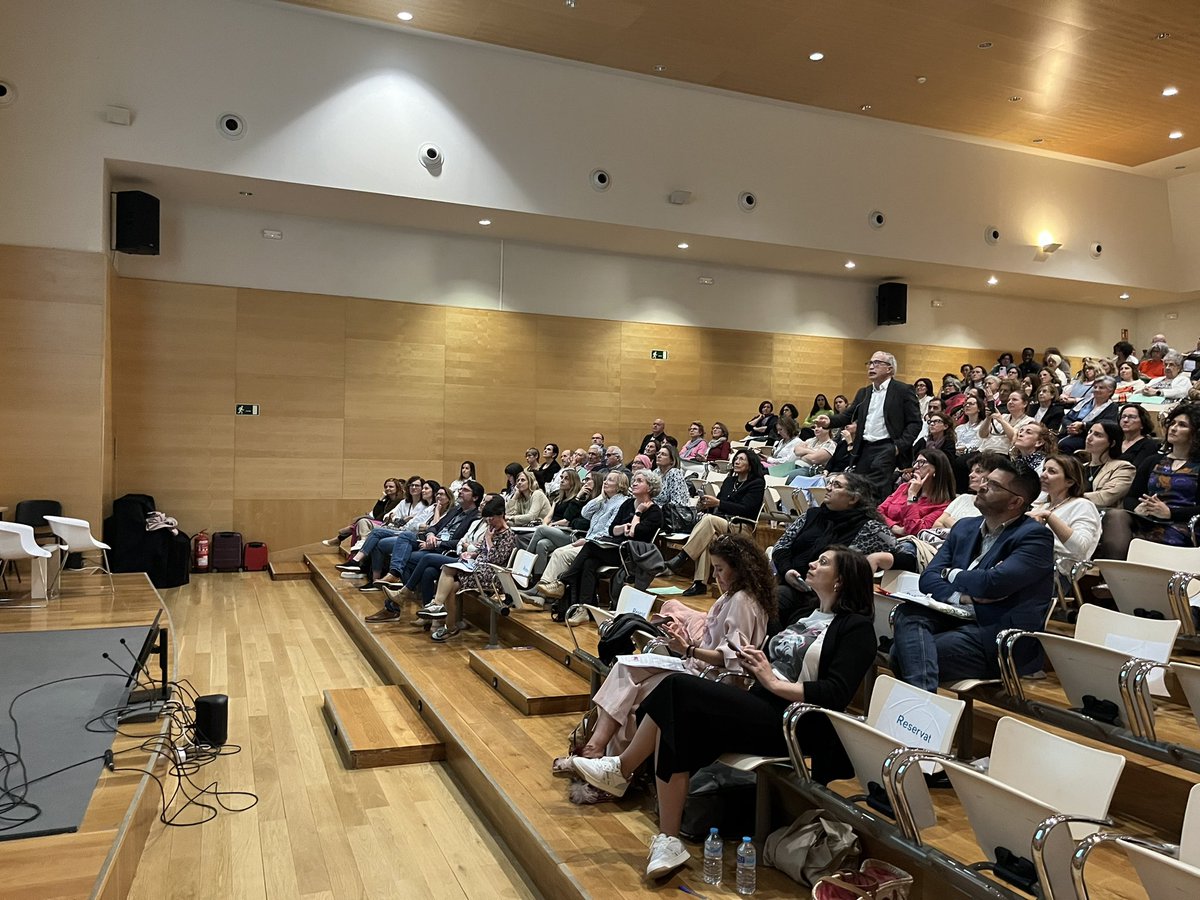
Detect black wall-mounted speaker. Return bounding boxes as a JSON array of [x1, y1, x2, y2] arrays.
[[112, 190, 160, 255], [876, 282, 908, 326], [195, 694, 228, 746]]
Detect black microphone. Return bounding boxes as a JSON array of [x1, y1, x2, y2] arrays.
[[101, 652, 136, 681], [118, 638, 145, 678]]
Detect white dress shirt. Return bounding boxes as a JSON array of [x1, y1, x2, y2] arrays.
[[863, 377, 892, 442]]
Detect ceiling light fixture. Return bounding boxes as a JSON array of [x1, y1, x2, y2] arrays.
[[1169, 130, 1184, 139], [564, 0, 576, 7], [809, 52, 824, 61], [1009, 96, 1022, 102], [860, 104, 872, 111], [653, 64, 666, 73], [987, 276, 998, 286], [916, 76, 928, 84], [1034, 232, 1061, 261], [1163, 86, 1179, 97], [844, 261, 856, 269], [676, 242, 689, 250], [1155, 32, 1171, 40], [238, 191, 253, 197], [478, 219, 491, 226], [396, 11, 413, 21], [1119, 292, 1131, 300], [977, 41, 993, 49]]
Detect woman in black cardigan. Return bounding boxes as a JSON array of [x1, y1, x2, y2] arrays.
[[572, 547, 877, 879], [556, 470, 665, 618], [665, 448, 767, 596]]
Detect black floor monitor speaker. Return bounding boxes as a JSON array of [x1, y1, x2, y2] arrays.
[[877, 282, 908, 326], [112, 190, 160, 255], [195, 694, 228, 747]]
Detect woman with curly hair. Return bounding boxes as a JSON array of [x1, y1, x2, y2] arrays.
[[562, 533, 775, 765]]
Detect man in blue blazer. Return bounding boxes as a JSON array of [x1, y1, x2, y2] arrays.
[[891, 457, 1054, 690]]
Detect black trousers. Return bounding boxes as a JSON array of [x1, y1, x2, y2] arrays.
[[855, 439, 900, 503]]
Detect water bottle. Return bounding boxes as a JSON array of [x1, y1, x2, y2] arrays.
[[702, 827, 723, 885], [735, 836, 757, 895]]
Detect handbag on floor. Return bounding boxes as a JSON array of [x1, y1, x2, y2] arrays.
[[764, 810, 860, 886], [811, 859, 913, 900]]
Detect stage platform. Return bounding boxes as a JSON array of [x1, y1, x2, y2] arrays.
[[0, 572, 173, 900]]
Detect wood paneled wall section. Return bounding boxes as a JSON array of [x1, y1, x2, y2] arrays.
[[110, 277, 1013, 555], [0, 245, 108, 527]]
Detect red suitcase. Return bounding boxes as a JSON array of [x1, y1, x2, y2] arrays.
[[243, 542, 269, 572], [209, 531, 243, 572]]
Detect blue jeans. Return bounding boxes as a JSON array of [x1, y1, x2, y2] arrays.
[[359, 527, 403, 577], [408, 552, 456, 602], [385, 531, 427, 578], [889, 604, 997, 691]]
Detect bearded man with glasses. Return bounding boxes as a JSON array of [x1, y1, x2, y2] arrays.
[[890, 457, 1054, 691]]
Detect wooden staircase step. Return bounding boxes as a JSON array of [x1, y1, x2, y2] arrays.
[[269, 560, 311, 581], [468, 647, 590, 716], [322, 685, 444, 768]]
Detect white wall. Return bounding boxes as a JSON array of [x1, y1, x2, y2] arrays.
[[0, 0, 1183, 293], [118, 201, 1129, 359]]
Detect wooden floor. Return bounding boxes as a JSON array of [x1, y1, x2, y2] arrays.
[[124, 572, 538, 900]]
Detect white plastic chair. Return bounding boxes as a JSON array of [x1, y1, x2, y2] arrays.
[[784, 675, 965, 832], [0, 522, 53, 609], [1069, 783, 1200, 899], [1092, 539, 1200, 636], [43, 515, 114, 594], [776, 488, 809, 519], [888, 716, 1125, 899], [998, 604, 1180, 738]]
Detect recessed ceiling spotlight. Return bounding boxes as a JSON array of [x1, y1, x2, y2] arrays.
[[1119, 292, 1131, 300], [1155, 32, 1171, 40], [977, 41, 993, 49], [653, 64, 666, 73], [478, 219, 492, 226], [1163, 86, 1180, 97], [1170, 130, 1184, 139], [396, 11, 413, 21], [1009, 96, 1022, 102], [844, 261, 856, 269], [238, 191, 254, 197], [809, 52, 824, 61], [916, 75, 928, 84], [676, 242, 689, 250], [987, 276, 998, 286], [860, 104, 872, 111], [564, 0, 576, 7]]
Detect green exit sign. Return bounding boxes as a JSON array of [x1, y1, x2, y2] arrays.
[[235, 404, 260, 416], [650, 349, 668, 361]]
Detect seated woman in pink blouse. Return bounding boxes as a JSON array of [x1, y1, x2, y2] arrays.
[[877, 447, 956, 536], [561, 534, 774, 766]]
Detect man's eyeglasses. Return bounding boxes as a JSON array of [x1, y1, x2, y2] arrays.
[[979, 477, 1021, 498], [866, 360, 891, 368]]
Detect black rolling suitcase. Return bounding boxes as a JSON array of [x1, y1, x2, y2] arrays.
[[210, 532, 244, 572]]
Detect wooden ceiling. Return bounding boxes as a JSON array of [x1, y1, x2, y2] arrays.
[[278, 0, 1200, 167]]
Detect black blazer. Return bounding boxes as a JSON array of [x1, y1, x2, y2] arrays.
[[829, 381, 922, 468], [1033, 402, 1066, 432]]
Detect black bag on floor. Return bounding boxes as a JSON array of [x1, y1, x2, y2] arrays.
[[680, 762, 758, 842]]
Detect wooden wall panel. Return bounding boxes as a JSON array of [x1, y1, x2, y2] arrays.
[[111, 279, 237, 533], [0, 245, 107, 525], [109, 277, 1051, 553]]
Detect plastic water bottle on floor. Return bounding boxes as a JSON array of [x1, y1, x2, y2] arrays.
[[702, 827, 723, 885], [735, 836, 756, 895]]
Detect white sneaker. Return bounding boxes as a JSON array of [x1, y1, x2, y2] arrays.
[[570, 755, 629, 798], [339, 571, 367, 580], [645, 833, 689, 879], [565, 605, 589, 626], [321, 537, 340, 547], [349, 540, 364, 552], [417, 603, 447, 620]]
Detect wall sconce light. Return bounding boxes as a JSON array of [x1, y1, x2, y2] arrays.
[[1034, 231, 1061, 262]]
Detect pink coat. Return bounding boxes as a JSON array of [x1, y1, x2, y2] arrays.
[[878, 485, 950, 536]]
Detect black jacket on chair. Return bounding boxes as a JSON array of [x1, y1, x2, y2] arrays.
[[828, 381, 922, 469]]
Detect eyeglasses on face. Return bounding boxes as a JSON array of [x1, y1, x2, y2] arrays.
[[866, 359, 891, 367], [912, 459, 930, 468], [979, 477, 1021, 497]]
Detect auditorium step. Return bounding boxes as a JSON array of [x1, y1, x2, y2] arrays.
[[468, 647, 590, 716], [268, 560, 311, 581], [322, 685, 444, 768]]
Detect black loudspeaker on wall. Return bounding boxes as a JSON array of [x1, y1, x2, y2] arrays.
[[876, 282, 908, 326], [112, 190, 160, 255], [195, 694, 229, 747]]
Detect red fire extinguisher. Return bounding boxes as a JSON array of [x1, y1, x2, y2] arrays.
[[193, 530, 210, 573]]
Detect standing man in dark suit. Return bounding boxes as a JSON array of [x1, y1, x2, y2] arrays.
[[818, 350, 921, 502], [890, 457, 1054, 690]]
